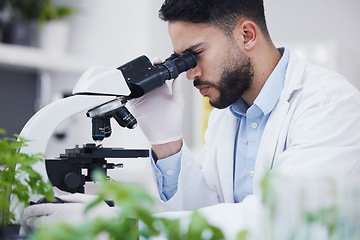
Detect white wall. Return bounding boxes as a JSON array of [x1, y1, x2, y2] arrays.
[[66, 0, 172, 65], [264, 0, 360, 88]]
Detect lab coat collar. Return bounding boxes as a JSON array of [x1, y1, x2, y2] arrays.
[[254, 48, 289, 115], [282, 49, 306, 102]]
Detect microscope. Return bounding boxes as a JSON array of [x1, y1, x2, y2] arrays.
[[19, 51, 197, 195]]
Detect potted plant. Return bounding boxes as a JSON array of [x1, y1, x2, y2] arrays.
[[0, 0, 75, 47], [0, 129, 54, 239]]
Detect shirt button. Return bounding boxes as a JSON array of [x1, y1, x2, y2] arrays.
[[166, 170, 173, 176], [249, 170, 254, 177], [251, 123, 258, 129], [156, 172, 161, 177]]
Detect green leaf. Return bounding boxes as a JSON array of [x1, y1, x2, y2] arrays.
[[236, 230, 249, 240], [0, 129, 54, 226]]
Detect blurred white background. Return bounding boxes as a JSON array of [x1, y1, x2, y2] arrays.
[[1, 0, 359, 190]]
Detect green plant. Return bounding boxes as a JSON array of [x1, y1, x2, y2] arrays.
[[29, 171, 226, 240], [0, 129, 54, 226], [8, 0, 75, 26]]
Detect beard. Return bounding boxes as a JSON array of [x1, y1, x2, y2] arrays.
[[193, 55, 254, 109]]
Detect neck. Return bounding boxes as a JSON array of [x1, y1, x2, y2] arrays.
[[241, 42, 281, 106]]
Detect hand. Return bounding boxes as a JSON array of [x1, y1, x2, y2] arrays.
[[24, 193, 116, 228], [127, 60, 185, 146]]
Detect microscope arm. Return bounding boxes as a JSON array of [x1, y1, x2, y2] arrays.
[[19, 95, 116, 178]]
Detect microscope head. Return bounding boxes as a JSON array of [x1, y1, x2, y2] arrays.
[[72, 66, 131, 96], [72, 51, 197, 141]]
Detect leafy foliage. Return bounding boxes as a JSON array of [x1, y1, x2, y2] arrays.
[[0, 129, 54, 226], [236, 230, 249, 240], [29, 171, 226, 240], [7, 0, 75, 25]]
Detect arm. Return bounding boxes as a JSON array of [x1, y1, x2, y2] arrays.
[[152, 139, 183, 160], [127, 76, 222, 210]]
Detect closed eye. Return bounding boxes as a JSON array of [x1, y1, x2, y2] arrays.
[[192, 51, 203, 56]]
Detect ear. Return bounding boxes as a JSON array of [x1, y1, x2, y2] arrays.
[[233, 20, 258, 51]]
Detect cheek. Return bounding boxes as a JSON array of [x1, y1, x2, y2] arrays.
[[199, 55, 222, 82]]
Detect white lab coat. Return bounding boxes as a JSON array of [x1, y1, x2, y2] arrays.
[[150, 50, 360, 238]]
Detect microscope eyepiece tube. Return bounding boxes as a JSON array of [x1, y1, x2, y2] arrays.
[[161, 51, 197, 79], [118, 51, 197, 98]]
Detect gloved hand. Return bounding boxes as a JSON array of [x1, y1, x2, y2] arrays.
[[127, 58, 185, 145], [24, 193, 117, 228]]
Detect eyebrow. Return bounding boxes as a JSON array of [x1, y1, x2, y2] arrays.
[[175, 43, 204, 55]]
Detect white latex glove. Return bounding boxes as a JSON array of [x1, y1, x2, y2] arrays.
[[127, 58, 185, 145], [24, 193, 117, 228]]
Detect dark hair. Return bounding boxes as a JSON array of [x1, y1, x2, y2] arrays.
[[159, 0, 270, 39]]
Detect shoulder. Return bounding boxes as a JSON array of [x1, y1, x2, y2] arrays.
[[283, 60, 360, 141], [297, 63, 360, 108], [285, 50, 360, 108]]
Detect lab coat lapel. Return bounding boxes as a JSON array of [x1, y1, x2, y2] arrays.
[[216, 111, 238, 203], [253, 50, 305, 195], [257, 100, 290, 171]]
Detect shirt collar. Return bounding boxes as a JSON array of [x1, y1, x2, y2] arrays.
[[230, 47, 289, 117]]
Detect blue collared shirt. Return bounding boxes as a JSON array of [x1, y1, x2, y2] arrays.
[[151, 150, 182, 200], [152, 48, 289, 202], [230, 48, 289, 202]]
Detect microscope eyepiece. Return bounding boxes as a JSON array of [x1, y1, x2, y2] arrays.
[[161, 51, 197, 80], [118, 51, 197, 98]]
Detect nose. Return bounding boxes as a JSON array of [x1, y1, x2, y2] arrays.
[[186, 66, 201, 80]]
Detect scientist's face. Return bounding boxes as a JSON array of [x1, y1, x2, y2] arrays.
[[168, 21, 254, 109]]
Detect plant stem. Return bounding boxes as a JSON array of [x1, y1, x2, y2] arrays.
[[0, 161, 16, 226], [0, 184, 11, 226]]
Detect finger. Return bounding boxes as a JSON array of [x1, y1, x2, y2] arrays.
[[27, 217, 40, 228], [24, 204, 56, 217], [171, 77, 184, 101], [152, 57, 162, 65], [127, 83, 170, 110]]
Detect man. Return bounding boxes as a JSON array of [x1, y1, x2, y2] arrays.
[[130, 0, 360, 208], [25, 0, 360, 237]]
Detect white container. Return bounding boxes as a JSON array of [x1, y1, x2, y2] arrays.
[[37, 20, 70, 55]]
